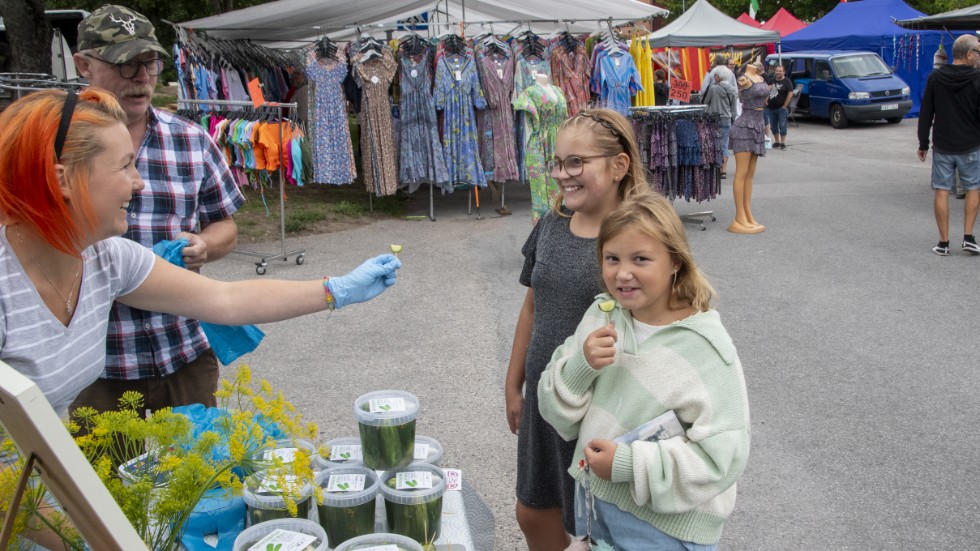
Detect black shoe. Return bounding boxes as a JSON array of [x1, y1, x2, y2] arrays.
[[955, 191, 966, 199], [963, 236, 980, 255], [779, 143, 787, 150], [933, 241, 950, 256]]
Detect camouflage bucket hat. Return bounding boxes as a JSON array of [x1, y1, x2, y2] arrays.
[[77, 4, 169, 64]]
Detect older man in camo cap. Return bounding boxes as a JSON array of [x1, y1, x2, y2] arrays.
[[71, 5, 246, 418]]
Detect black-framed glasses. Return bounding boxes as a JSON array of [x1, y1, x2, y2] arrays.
[[547, 154, 613, 177], [84, 54, 164, 79]]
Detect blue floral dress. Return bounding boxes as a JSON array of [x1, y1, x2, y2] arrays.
[[434, 53, 488, 189], [305, 49, 356, 184], [513, 83, 568, 222], [399, 50, 450, 193]]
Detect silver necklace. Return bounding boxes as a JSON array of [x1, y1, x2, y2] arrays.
[[15, 227, 82, 315]]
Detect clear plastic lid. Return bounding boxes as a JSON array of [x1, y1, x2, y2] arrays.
[[314, 436, 364, 470], [314, 464, 379, 508], [413, 435, 443, 466], [353, 390, 420, 427], [379, 462, 446, 506], [242, 470, 313, 510], [232, 518, 328, 551], [332, 532, 424, 551]]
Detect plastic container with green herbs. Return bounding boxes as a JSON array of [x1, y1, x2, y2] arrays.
[[231, 518, 327, 551], [314, 464, 379, 546], [380, 462, 445, 547], [353, 390, 419, 470]]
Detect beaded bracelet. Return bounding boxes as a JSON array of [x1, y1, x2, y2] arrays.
[[322, 277, 336, 310]]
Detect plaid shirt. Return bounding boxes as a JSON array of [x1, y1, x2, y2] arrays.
[[104, 108, 245, 380]]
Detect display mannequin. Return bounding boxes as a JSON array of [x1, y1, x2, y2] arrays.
[[728, 62, 768, 234]]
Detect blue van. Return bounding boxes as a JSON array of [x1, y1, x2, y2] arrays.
[[766, 50, 912, 128]]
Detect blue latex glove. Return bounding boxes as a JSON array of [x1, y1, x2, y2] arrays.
[[326, 254, 401, 309]]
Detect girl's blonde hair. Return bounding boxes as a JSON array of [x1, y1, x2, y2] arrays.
[[598, 192, 716, 312], [551, 108, 650, 216]]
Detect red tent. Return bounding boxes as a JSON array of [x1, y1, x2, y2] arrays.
[[736, 12, 762, 27], [760, 7, 807, 36]]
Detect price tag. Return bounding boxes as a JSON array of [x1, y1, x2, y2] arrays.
[[614, 58, 621, 67], [395, 471, 433, 490], [368, 397, 406, 413], [413, 443, 431, 460], [371, 75, 379, 84], [247, 528, 317, 551], [455, 70, 462, 81], [330, 444, 363, 461], [411, 69, 418, 78], [444, 468, 462, 491], [497, 68, 504, 79], [263, 447, 297, 462], [327, 473, 366, 493]]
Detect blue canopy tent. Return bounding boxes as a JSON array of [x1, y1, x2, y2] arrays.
[[780, 0, 964, 117]]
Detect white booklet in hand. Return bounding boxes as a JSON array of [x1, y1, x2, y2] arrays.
[[613, 410, 686, 445]]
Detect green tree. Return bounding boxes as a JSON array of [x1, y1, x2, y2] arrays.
[[0, 0, 53, 73]]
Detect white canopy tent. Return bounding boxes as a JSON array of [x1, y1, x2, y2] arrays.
[[180, 0, 668, 48], [645, 0, 779, 48]]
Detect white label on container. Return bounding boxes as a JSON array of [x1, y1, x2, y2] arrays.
[[395, 471, 433, 490], [368, 397, 407, 413], [327, 473, 366, 493], [413, 443, 431, 460], [411, 69, 418, 78], [330, 444, 363, 461], [355, 546, 398, 551], [257, 474, 298, 494], [444, 468, 462, 491], [247, 528, 317, 551], [263, 447, 297, 462]]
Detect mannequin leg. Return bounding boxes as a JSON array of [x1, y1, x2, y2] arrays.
[[729, 151, 763, 234], [744, 154, 764, 230]]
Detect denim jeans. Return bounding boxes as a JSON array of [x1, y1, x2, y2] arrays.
[[574, 484, 718, 551], [766, 107, 788, 136], [932, 149, 980, 191], [717, 119, 732, 160]]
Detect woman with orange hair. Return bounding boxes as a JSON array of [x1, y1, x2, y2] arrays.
[[0, 89, 401, 416]]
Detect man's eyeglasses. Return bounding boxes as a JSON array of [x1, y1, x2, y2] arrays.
[[84, 54, 164, 79], [547, 155, 613, 177]]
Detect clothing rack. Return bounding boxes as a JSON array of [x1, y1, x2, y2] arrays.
[[177, 98, 306, 275], [0, 73, 87, 99], [630, 105, 718, 231]]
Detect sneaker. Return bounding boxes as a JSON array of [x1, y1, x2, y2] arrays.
[[963, 238, 980, 255], [932, 242, 950, 256], [956, 192, 966, 200], [780, 143, 787, 150]]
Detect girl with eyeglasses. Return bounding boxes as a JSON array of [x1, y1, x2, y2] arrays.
[[504, 108, 650, 550]]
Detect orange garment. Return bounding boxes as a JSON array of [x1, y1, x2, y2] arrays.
[[251, 123, 267, 171]]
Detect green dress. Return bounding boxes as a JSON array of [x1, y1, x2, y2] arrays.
[[513, 83, 568, 223]]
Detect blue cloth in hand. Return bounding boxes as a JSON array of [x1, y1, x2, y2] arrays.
[[326, 254, 401, 309], [151, 239, 265, 366]]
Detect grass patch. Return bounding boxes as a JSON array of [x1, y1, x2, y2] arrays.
[[233, 183, 406, 242]]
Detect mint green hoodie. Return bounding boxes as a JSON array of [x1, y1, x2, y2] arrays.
[[538, 294, 751, 545]]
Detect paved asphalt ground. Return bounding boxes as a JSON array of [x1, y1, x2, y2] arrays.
[[204, 116, 980, 550]]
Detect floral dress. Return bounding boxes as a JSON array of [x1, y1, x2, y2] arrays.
[[434, 53, 488, 189], [730, 81, 768, 156], [513, 83, 568, 222], [353, 47, 399, 196], [477, 50, 519, 182], [305, 49, 356, 184], [398, 50, 450, 193]]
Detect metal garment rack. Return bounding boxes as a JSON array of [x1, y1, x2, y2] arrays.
[[177, 98, 305, 275], [630, 105, 717, 231]]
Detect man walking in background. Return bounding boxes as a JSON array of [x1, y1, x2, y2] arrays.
[[918, 35, 980, 256], [765, 65, 794, 150]]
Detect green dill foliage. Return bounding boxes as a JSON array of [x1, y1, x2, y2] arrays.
[[1, 364, 321, 551]]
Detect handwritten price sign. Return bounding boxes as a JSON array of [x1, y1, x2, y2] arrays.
[[444, 468, 462, 491], [669, 78, 693, 103]]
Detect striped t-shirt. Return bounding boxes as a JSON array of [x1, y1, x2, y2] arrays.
[[0, 228, 155, 416]]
